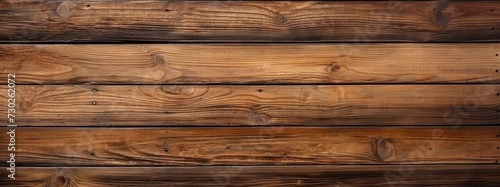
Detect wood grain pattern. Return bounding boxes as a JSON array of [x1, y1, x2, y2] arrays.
[[1, 85, 499, 126], [2, 166, 500, 186], [1, 44, 500, 84], [1, 1, 500, 42], [1, 127, 499, 166]]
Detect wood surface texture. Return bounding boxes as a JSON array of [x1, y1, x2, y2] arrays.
[[2, 166, 500, 186], [0, 127, 498, 166], [2, 0, 500, 186], [1, 1, 500, 43], [1, 85, 499, 126], [1, 44, 499, 84]]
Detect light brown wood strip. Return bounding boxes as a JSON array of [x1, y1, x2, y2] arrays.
[[1, 1, 500, 42], [2, 166, 500, 186], [1, 44, 499, 84], [1, 127, 499, 166], [0, 85, 499, 126]]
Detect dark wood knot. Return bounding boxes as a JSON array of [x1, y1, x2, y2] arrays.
[[56, 1, 73, 17], [432, 0, 451, 27], [248, 114, 269, 125], [161, 86, 182, 94], [152, 53, 166, 65], [46, 174, 71, 187], [327, 62, 347, 74], [373, 137, 395, 161], [275, 14, 287, 24]]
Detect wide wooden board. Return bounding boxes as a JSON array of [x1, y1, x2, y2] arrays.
[[1, 85, 499, 126], [1, 1, 500, 42], [1, 44, 500, 84], [1, 127, 498, 166], [2, 166, 500, 186]]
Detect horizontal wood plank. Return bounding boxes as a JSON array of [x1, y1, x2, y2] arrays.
[[2, 166, 500, 186], [1, 127, 499, 166], [1, 1, 500, 42], [1, 85, 499, 126], [1, 44, 500, 84]]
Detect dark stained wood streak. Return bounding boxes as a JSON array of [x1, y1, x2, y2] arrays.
[[1, 1, 500, 42], [2, 166, 500, 186], [1, 44, 500, 84], [1, 127, 498, 166], [1, 85, 499, 126]]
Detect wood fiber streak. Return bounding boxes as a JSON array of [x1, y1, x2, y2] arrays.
[[1, 44, 500, 84], [2, 166, 500, 186], [0, 127, 498, 166], [1, 85, 499, 126], [1, 1, 500, 42]]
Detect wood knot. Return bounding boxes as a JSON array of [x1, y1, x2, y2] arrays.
[[162, 86, 182, 94], [373, 137, 395, 161], [275, 14, 286, 24], [327, 62, 346, 74], [46, 174, 71, 187], [248, 114, 269, 125], [432, 0, 451, 27], [19, 101, 32, 111], [152, 53, 166, 65], [56, 1, 73, 17]]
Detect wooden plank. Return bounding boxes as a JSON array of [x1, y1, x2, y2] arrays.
[[1, 44, 500, 84], [2, 127, 499, 166], [2, 166, 500, 186], [1, 1, 500, 42], [1, 85, 499, 126]]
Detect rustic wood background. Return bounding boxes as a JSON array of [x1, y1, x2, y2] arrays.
[[1, 0, 500, 186]]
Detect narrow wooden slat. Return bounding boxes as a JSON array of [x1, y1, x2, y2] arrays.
[[1, 127, 498, 166], [1, 44, 499, 84], [1, 85, 499, 126], [2, 166, 500, 186], [1, 1, 500, 42]]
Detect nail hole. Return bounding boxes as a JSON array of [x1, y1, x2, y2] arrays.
[[495, 110, 499, 113], [282, 153, 287, 158], [497, 93, 499, 96], [258, 89, 263, 92], [496, 70, 499, 73], [497, 134, 499, 138], [92, 89, 97, 93], [87, 4, 92, 8], [492, 9, 495, 12], [92, 101, 97, 105], [226, 146, 231, 150], [429, 148, 433, 151], [496, 53, 499, 56], [497, 147, 499, 150], [165, 9, 170, 12], [493, 28, 496, 31], [496, 160, 499, 163], [90, 152, 95, 156]]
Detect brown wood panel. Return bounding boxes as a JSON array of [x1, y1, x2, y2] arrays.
[[1, 44, 500, 84], [2, 166, 500, 186], [1, 127, 499, 166], [1, 85, 499, 126], [1, 1, 500, 42]]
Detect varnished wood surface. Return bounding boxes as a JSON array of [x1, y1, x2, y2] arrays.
[[1, 127, 498, 166], [1, 85, 499, 126], [1, 44, 500, 84], [1, 1, 500, 43], [2, 166, 500, 186]]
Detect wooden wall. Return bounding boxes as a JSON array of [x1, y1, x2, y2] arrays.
[[1, 0, 499, 186]]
